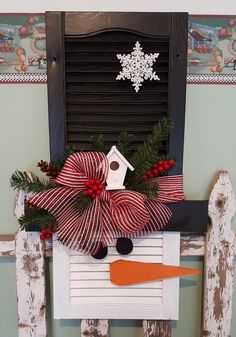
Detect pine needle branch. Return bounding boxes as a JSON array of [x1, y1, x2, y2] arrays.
[[129, 118, 173, 176], [74, 193, 93, 214], [126, 179, 158, 198], [116, 131, 135, 158], [10, 170, 56, 193], [18, 208, 57, 230], [89, 134, 108, 153], [51, 145, 79, 169]]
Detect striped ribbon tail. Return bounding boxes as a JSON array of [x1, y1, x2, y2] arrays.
[[156, 175, 184, 202]]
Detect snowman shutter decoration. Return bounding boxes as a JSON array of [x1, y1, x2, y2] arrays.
[[10, 10, 202, 324], [106, 146, 134, 190]]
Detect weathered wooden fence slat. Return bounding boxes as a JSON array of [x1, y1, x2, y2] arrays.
[[15, 231, 47, 337], [143, 320, 171, 337], [203, 171, 236, 337], [81, 319, 109, 337]]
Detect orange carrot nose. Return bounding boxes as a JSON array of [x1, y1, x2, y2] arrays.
[[110, 259, 200, 286]]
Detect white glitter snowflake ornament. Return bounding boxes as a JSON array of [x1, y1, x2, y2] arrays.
[[116, 41, 160, 93]]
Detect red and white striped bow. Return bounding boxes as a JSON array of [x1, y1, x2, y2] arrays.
[[30, 152, 184, 255]]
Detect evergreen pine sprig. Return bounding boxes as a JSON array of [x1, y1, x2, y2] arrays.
[[74, 193, 93, 214], [129, 118, 173, 176], [89, 134, 107, 153], [126, 179, 158, 198], [51, 145, 79, 170], [10, 170, 56, 193], [116, 131, 135, 158], [18, 208, 57, 230]]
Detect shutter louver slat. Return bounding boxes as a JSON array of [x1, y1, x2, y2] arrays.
[[65, 31, 169, 150]]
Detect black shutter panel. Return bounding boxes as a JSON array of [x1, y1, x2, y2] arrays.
[[46, 12, 188, 175]]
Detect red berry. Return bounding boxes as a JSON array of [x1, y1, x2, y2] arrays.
[[147, 172, 152, 177], [158, 160, 164, 166], [45, 233, 51, 239], [85, 181, 90, 187], [87, 189, 93, 195], [158, 166, 163, 172], [51, 227, 57, 233], [168, 159, 175, 165], [89, 179, 95, 184], [95, 190, 100, 196], [99, 184, 104, 190], [163, 163, 170, 170], [40, 234, 45, 240], [91, 194, 96, 199], [95, 179, 100, 185], [153, 169, 159, 175], [92, 185, 98, 191]]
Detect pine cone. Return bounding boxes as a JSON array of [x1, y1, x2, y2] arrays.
[[37, 160, 60, 178], [37, 160, 49, 173]]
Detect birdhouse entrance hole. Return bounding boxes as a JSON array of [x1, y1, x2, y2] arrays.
[[110, 161, 119, 171]]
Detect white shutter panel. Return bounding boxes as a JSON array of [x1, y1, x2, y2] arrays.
[[53, 232, 180, 319]]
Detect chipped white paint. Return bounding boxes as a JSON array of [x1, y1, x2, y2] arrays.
[[15, 230, 46, 337], [143, 320, 171, 337], [13, 189, 26, 219], [203, 171, 236, 337], [81, 319, 109, 337], [0, 235, 15, 257], [180, 235, 205, 256]]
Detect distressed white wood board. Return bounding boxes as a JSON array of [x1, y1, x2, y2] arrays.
[[53, 232, 180, 320], [16, 230, 46, 337], [203, 171, 236, 337]]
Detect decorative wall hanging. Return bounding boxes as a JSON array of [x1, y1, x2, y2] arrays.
[[10, 11, 206, 322], [187, 15, 236, 84], [0, 14, 47, 83], [116, 41, 160, 92]]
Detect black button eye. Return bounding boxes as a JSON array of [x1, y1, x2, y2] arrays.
[[92, 245, 108, 259], [116, 238, 133, 255]]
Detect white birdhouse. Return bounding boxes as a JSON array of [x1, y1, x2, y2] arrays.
[[105, 146, 134, 190]]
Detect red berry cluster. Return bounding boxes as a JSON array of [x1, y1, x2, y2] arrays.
[[37, 160, 59, 178], [144, 159, 175, 181], [40, 227, 57, 240], [83, 179, 104, 199]]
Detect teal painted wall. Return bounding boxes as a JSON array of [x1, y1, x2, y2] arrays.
[[0, 82, 236, 336]]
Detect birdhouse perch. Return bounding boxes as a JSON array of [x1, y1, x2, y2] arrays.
[[106, 146, 134, 190]]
